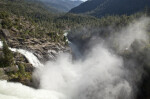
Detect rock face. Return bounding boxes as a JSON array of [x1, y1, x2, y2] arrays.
[[0, 30, 70, 87], [0, 36, 70, 87], [0, 15, 70, 88], [7, 37, 71, 63], [0, 49, 34, 86]]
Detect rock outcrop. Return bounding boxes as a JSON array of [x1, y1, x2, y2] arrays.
[[0, 48, 34, 87], [7, 37, 70, 63], [0, 29, 10, 38], [0, 13, 71, 87]]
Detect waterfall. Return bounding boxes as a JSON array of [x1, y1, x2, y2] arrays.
[[0, 41, 3, 48], [0, 40, 43, 67], [63, 32, 69, 42], [10, 48, 44, 67], [0, 18, 149, 99]]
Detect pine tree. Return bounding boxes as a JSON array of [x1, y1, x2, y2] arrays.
[[18, 63, 25, 75], [2, 40, 14, 67]]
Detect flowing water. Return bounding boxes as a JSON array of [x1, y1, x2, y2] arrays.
[[0, 18, 149, 99], [0, 41, 43, 67], [10, 48, 44, 67]]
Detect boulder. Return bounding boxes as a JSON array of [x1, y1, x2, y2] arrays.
[[4, 66, 19, 73], [14, 52, 29, 63], [0, 68, 8, 80], [17, 38, 24, 43], [24, 63, 34, 72], [0, 29, 10, 38], [11, 27, 19, 32]]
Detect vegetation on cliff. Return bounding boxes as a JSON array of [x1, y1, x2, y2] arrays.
[[0, 0, 150, 98]]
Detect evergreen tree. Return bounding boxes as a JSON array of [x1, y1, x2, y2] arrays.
[[2, 40, 14, 67], [18, 63, 25, 75]]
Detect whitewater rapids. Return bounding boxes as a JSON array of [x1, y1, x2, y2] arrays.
[[0, 80, 65, 99], [0, 17, 149, 99]]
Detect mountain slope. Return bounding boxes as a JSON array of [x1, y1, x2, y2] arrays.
[[70, 0, 150, 17], [39, 0, 83, 12]]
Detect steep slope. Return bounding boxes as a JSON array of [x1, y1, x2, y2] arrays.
[[0, 0, 64, 32], [0, 0, 69, 86], [39, 0, 83, 12], [70, 0, 150, 17]]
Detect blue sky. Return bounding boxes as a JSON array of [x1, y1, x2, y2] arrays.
[[80, 0, 87, 1]]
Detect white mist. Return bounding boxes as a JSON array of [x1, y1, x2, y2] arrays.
[[0, 17, 149, 99]]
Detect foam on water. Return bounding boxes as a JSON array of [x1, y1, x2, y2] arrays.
[[0, 80, 65, 99]]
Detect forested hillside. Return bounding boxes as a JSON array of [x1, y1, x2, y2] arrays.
[[39, 0, 83, 12], [70, 0, 150, 17], [1, 0, 150, 99], [0, 0, 58, 32], [1, 0, 149, 38]]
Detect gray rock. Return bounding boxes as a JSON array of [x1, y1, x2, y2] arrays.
[[4, 66, 19, 73], [14, 52, 29, 63], [11, 27, 19, 32], [0, 29, 10, 38], [17, 38, 24, 43], [24, 63, 34, 72], [0, 68, 9, 80]]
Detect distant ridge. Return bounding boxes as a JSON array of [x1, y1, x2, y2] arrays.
[[69, 0, 150, 17], [39, 0, 83, 12]]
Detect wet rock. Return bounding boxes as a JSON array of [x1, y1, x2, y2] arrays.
[[7, 36, 70, 62], [24, 63, 34, 72], [14, 52, 29, 63], [49, 49, 57, 55], [0, 68, 8, 80]]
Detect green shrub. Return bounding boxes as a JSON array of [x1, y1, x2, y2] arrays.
[[18, 63, 25, 75], [0, 55, 4, 68], [2, 40, 14, 67], [1, 18, 12, 29], [0, 12, 9, 19]]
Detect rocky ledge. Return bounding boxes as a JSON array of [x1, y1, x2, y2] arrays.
[[0, 49, 34, 87], [0, 14, 71, 87], [7, 37, 70, 63], [0, 29, 71, 87]]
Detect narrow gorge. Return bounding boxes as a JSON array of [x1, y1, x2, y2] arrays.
[[0, 17, 150, 99]]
